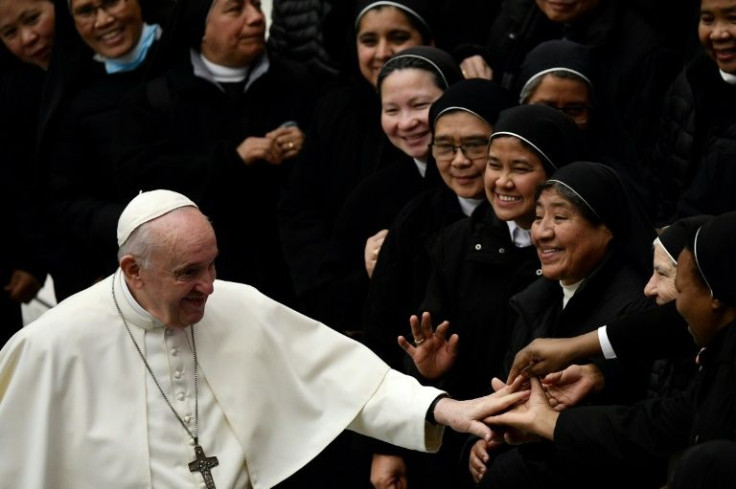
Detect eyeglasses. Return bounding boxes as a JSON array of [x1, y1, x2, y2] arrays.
[[72, 0, 127, 25], [538, 102, 592, 123], [431, 140, 490, 162]]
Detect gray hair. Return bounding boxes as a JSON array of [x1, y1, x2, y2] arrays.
[[519, 69, 591, 104], [117, 207, 214, 269], [117, 221, 156, 269]]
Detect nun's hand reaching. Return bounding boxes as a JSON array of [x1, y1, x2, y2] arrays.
[[398, 312, 458, 380], [541, 363, 604, 411]]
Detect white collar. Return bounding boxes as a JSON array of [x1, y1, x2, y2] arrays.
[[560, 279, 584, 309], [413, 158, 427, 178], [192, 49, 270, 92], [200, 54, 248, 82], [720, 69, 736, 85], [118, 270, 164, 330], [457, 196, 483, 217], [506, 220, 532, 248]]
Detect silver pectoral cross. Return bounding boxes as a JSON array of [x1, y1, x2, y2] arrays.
[[189, 444, 219, 489]]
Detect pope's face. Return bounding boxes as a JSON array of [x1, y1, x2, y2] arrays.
[[201, 0, 265, 67], [137, 208, 218, 328]]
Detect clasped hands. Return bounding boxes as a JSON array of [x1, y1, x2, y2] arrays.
[[236, 124, 304, 166]]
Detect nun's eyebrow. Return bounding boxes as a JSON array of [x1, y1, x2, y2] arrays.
[[221, 0, 244, 7]]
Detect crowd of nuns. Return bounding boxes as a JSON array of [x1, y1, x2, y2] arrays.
[[3, 0, 736, 487]]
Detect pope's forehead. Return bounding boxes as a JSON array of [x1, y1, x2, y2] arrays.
[[149, 207, 210, 231], [148, 210, 217, 256]]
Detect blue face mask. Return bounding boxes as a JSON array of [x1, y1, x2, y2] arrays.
[[97, 23, 160, 74]]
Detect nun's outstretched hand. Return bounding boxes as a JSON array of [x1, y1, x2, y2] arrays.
[[398, 312, 458, 380], [542, 363, 604, 411], [485, 377, 559, 442]]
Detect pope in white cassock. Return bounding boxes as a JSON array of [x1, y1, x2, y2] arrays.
[[0, 190, 528, 489]]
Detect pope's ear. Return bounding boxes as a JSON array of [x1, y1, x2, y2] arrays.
[[119, 255, 143, 284]]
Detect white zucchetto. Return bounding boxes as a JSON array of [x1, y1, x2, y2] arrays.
[[117, 189, 198, 246]]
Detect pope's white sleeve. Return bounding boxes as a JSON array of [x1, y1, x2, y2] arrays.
[[346, 369, 445, 453]]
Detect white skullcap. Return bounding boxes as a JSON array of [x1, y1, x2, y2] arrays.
[[117, 189, 198, 246]]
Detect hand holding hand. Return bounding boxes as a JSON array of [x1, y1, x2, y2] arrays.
[[542, 363, 604, 411], [364, 229, 389, 278], [489, 377, 538, 445], [433, 376, 530, 442], [370, 454, 407, 489], [485, 377, 559, 441], [397, 312, 458, 380], [507, 335, 596, 383]]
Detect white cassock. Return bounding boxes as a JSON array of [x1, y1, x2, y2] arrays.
[[0, 271, 445, 488]]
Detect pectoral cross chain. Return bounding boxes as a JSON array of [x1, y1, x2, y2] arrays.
[[189, 444, 219, 489]]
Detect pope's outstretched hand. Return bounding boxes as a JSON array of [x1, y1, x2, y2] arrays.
[[432, 376, 530, 441]]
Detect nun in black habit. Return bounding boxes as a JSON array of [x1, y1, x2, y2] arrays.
[[359, 79, 514, 489], [503, 162, 656, 396], [113, 0, 318, 306], [484, 211, 736, 489], [37, 0, 171, 301], [0, 0, 56, 341], [478, 161, 659, 489], [276, 0, 434, 315], [362, 79, 515, 372], [311, 45, 462, 336], [515, 39, 653, 214], [406, 104, 584, 404]]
